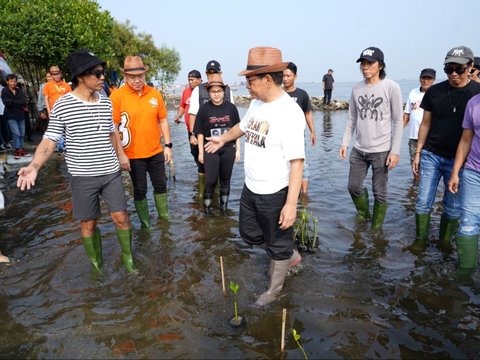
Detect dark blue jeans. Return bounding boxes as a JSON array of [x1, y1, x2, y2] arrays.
[[129, 152, 166, 201], [239, 185, 293, 260]]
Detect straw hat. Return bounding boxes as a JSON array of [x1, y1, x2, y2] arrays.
[[122, 56, 149, 75], [238, 46, 288, 76], [204, 73, 225, 89]]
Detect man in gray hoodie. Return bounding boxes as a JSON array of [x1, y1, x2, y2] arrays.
[[339, 46, 403, 229]]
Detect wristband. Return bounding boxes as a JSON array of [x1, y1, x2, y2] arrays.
[[164, 143, 173, 148]]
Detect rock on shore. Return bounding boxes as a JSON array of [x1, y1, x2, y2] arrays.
[[164, 94, 349, 111]]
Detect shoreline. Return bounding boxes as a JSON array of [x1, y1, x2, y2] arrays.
[[163, 94, 349, 111]]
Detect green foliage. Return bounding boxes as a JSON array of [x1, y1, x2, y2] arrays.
[[293, 207, 319, 252], [291, 329, 308, 360], [0, 0, 180, 99]]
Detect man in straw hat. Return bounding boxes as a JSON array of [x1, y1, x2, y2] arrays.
[[205, 46, 305, 306], [16, 49, 136, 273], [110, 55, 172, 230]]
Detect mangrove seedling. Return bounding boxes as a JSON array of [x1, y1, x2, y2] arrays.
[[228, 281, 244, 328], [293, 206, 319, 253], [230, 281, 240, 322], [292, 328, 308, 360]]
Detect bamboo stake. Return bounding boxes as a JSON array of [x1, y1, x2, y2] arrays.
[[281, 308, 287, 352], [220, 256, 226, 295]]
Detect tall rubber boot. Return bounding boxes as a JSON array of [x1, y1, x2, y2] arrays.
[[82, 228, 103, 271], [351, 188, 370, 221], [371, 201, 387, 229], [220, 188, 229, 211], [412, 213, 430, 250], [255, 258, 290, 307], [116, 228, 136, 273], [439, 214, 459, 247], [154, 193, 170, 220], [204, 193, 213, 214], [456, 234, 478, 271], [198, 174, 206, 199], [134, 199, 151, 229]]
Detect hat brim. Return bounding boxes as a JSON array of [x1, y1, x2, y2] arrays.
[[71, 59, 106, 81], [356, 56, 382, 63], [444, 57, 471, 65], [205, 81, 225, 90], [122, 66, 149, 75], [238, 62, 289, 76]]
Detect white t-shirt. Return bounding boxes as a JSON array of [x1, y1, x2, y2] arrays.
[[239, 92, 305, 194], [188, 85, 235, 116], [404, 87, 426, 140]]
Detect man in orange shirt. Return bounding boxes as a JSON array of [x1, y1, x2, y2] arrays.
[[43, 65, 71, 151], [110, 56, 172, 229]]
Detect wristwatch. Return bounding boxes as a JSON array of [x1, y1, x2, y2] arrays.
[[164, 143, 173, 148]]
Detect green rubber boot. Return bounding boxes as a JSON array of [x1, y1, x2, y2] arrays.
[[134, 199, 151, 229], [82, 228, 103, 271], [351, 188, 370, 221], [154, 193, 170, 220], [371, 201, 387, 229], [439, 214, 459, 247], [412, 213, 431, 250], [116, 228, 137, 273], [456, 234, 478, 270]]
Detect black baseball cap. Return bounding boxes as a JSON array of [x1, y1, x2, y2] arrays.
[[188, 70, 201, 79], [206, 60, 221, 72], [420, 68, 436, 79], [356, 47, 384, 63]]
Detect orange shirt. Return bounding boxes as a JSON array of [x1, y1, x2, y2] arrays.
[[43, 80, 72, 109], [110, 84, 167, 159]]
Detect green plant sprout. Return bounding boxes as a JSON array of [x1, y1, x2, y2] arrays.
[[229, 281, 240, 322], [292, 328, 308, 360], [293, 206, 319, 252]]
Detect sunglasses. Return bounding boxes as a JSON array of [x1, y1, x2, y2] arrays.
[[443, 66, 468, 75], [86, 69, 105, 79]]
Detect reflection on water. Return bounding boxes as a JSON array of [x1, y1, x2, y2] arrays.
[[1, 109, 479, 358]]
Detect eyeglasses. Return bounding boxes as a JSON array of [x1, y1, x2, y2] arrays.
[[246, 75, 264, 85], [444, 66, 468, 75], [86, 69, 105, 79], [210, 89, 224, 95]]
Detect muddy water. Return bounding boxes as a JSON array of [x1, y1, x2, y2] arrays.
[[1, 109, 479, 358]]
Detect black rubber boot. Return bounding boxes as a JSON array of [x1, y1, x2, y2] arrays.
[[204, 193, 213, 214], [220, 188, 229, 211]]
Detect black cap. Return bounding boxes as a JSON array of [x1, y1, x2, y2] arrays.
[[188, 70, 202, 79], [356, 47, 384, 63], [67, 49, 105, 81], [420, 68, 436, 79], [206, 60, 221, 72]]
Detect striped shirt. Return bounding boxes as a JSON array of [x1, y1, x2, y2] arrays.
[[44, 92, 120, 176]]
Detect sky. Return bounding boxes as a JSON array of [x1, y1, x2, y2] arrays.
[[96, 0, 479, 85]]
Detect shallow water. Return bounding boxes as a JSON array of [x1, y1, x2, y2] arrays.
[[1, 109, 479, 359]]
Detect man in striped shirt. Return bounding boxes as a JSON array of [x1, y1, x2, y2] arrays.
[[16, 49, 136, 273]]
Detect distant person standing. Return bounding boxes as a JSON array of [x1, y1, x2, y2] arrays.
[[37, 72, 52, 133], [339, 47, 403, 229], [43, 65, 72, 152], [322, 69, 334, 105], [412, 46, 480, 251], [283, 62, 316, 195], [173, 70, 203, 176], [403, 68, 436, 181]]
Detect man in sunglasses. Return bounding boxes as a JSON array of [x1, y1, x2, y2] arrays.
[[17, 49, 136, 273], [187, 60, 234, 196], [411, 46, 480, 252]]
